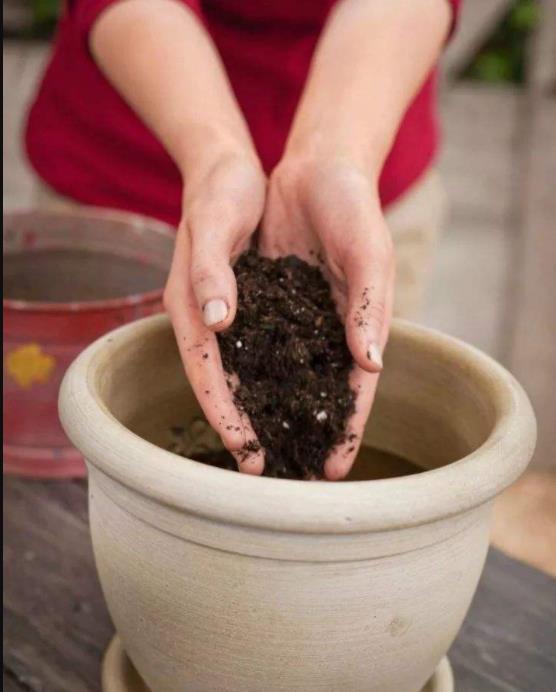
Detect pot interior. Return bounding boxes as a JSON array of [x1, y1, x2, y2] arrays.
[[100, 320, 498, 480], [3, 211, 173, 304]]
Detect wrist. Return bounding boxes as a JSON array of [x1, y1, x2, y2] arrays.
[[284, 122, 389, 185], [173, 121, 260, 181], [277, 145, 381, 196]]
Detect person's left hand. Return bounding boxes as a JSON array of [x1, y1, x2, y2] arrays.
[[259, 156, 395, 480]]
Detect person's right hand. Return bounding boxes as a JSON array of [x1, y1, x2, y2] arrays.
[[163, 153, 266, 474]]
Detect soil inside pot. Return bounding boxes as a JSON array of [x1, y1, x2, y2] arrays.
[[217, 250, 355, 480], [3, 248, 167, 302], [168, 420, 422, 480]]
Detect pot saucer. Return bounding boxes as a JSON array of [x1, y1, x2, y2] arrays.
[[102, 636, 454, 692]]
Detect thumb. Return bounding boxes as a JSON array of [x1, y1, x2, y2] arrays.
[[190, 243, 238, 332], [188, 211, 250, 332], [184, 156, 266, 331]]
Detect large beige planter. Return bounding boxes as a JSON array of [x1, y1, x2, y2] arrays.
[[59, 315, 536, 692]]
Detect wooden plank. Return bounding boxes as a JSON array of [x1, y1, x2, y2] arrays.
[[3, 41, 49, 211], [506, 5, 556, 470], [2, 672, 30, 692], [532, 0, 556, 94], [507, 102, 556, 471], [3, 1, 33, 36], [423, 85, 521, 358], [450, 549, 556, 691], [3, 479, 113, 692], [424, 222, 510, 358]]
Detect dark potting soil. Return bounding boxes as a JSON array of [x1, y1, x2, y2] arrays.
[[217, 249, 356, 479], [3, 249, 167, 302]]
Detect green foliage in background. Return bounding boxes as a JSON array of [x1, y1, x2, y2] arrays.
[[462, 0, 539, 84], [31, 0, 60, 36]]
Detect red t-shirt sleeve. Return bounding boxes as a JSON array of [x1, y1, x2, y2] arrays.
[[67, 0, 205, 42]]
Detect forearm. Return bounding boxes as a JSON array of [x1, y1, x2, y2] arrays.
[[90, 0, 258, 178], [286, 0, 452, 177]]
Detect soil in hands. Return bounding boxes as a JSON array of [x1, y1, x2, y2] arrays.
[[216, 249, 356, 479]]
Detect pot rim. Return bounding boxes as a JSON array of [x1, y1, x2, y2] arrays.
[[59, 314, 537, 534], [3, 207, 174, 313]]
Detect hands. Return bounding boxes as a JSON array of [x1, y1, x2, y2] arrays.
[[97, 0, 447, 478], [165, 151, 394, 479], [260, 156, 394, 479]]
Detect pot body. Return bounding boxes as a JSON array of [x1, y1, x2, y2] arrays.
[[59, 315, 536, 692], [3, 209, 173, 478], [89, 466, 491, 692]]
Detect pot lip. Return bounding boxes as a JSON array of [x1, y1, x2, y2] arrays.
[[59, 314, 537, 534], [3, 207, 174, 314]]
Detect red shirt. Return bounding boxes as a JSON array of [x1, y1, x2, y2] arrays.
[[26, 0, 459, 227]]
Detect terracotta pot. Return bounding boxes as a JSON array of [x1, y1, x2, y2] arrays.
[[3, 209, 174, 478], [59, 315, 536, 692]]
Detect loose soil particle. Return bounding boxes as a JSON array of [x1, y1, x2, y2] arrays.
[[217, 249, 355, 479]]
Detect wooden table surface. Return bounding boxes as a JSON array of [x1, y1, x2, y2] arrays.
[[3, 477, 556, 692]]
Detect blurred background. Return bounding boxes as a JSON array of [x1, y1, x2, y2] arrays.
[[3, 0, 555, 572]]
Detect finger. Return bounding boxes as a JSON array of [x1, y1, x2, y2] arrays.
[[187, 206, 250, 332], [344, 233, 394, 374], [174, 317, 264, 475], [324, 366, 378, 481], [302, 174, 394, 372], [165, 228, 264, 475], [325, 261, 394, 481], [186, 156, 265, 332]]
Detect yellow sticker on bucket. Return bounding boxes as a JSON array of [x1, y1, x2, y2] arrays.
[[5, 343, 56, 389]]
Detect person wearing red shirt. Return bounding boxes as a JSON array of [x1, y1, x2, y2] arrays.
[[26, 0, 460, 478]]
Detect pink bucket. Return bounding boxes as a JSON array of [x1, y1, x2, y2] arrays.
[[3, 208, 175, 478]]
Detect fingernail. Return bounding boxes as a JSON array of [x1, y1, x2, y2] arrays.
[[203, 299, 228, 326], [367, 342, 383, 370]]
